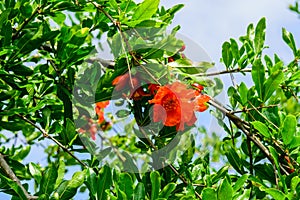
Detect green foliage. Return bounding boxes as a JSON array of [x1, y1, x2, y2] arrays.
[[0, 0, 299, 200]]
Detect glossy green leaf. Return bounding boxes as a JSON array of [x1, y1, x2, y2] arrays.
[[40, 164, 58, 197], [289, 136, 300, 149], [116, 109, 131, 118], [132, 0, 159, 21], [55, 157, 65, 189], [159, 183, 176, 199], [202, 188, 217, 200], [251, 121, 271, 138], [230, 38, 240, 60], [133, 182, 146, 200], [238, 82, 248, 105], [218, 177, 233, 200], [56, 171, 85, 200], [269, 146, 279, 170], [222, 42, 233, 68], [85, 168, 97, 196], [0, 173, 27, 200], [119, 173, 134, 199], [225, 148, 244, 174], [97, 165, 112, 200], [233, 174, 250, 192], [281, 115, 297, 145], [282, 28, 297, 56], [251, 59, 265, 99], [263, 70, 284, 101], [28, 162, 42, 184], [254, 17, 266, 54], [150, 171, 161, 200], [211, 166, 229, 184], [260, 188, 286, 200]]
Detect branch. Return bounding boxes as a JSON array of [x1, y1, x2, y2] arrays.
[[17, 115, 89, 169], [208, 98, 289, 175], [230, 104, 280, 114], [0, 153, 38, 200], [86, 57, 115, 68], [195, 68, 254, 77]]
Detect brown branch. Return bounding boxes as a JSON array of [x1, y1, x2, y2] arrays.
[[195, 68, 254, 77], [230, 104, 279, 114], [0, 153, 38, 200], [208, 98, 289, 175], [17, 114, 89, 169]]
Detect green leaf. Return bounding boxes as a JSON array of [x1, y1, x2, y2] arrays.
[[119, 173, 134, 199], [230, 38, 240, 60], [28, 162, 42, 184], [132, 0, 160, 22], [225, 148, 244, 174], [282, 28, 297, 56], [56, 171, 85, 200], [260, 188, 286, 200], [116, 109, 131, 118], [233, 174, 250, 192], [222, 42, 233, 68], [66, 118, 76, 143], [159, 183, 176, 199], [254, 17, 266, 54], [97, 165, 112, 200], [238, 82, 248, 105], [133, 182, 145, 200], [85, 168, 97, 197], [150, 171, 161, 200], [289, 136, 300, 149], [269, 146, 279, 170], [0, 173, 27, 200], [167, 4, 184, 16], [40, 164, 58, 197], [281, 115, 297, 145], [55, 157, 65, 189], [211, 166, 229, 184], [263, 70, 284, 101], [217, 177, 233, 200], [251, 121, 271, 138], [202, 188, 217, 200], [20, 2, 32, 18], [251, 59, 265, 99]]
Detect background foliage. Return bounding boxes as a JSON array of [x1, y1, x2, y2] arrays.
[[0, 0, 299, 199]]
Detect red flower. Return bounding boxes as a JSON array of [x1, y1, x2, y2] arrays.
[[148, 84, 160, 95], [95, 101, 109, 124], [112, 74, 130, 91], [194, 94, 210, 112], [149, 82, 197, 131], [149, 82, 210, 131]]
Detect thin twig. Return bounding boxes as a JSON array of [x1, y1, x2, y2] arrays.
[[230, 104, 279, 114], [208, 98, 289, 175], [247, 137, 253, 175], [195, 68, 254, 77], [0, 153, 38, 200], [17, 114, 88, 168], [247, 101, 279, 130]]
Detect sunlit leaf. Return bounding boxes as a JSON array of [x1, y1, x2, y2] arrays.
[[254, 17, 266, 54], [251, 59, 265, 99], [251, 121, 271, 138]]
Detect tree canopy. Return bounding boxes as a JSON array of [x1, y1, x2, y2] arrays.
[[0, 0, 299, 199]]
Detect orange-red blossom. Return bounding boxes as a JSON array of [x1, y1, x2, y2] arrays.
[[95, 101, 109, 124], [149, 81, 210, 131]]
